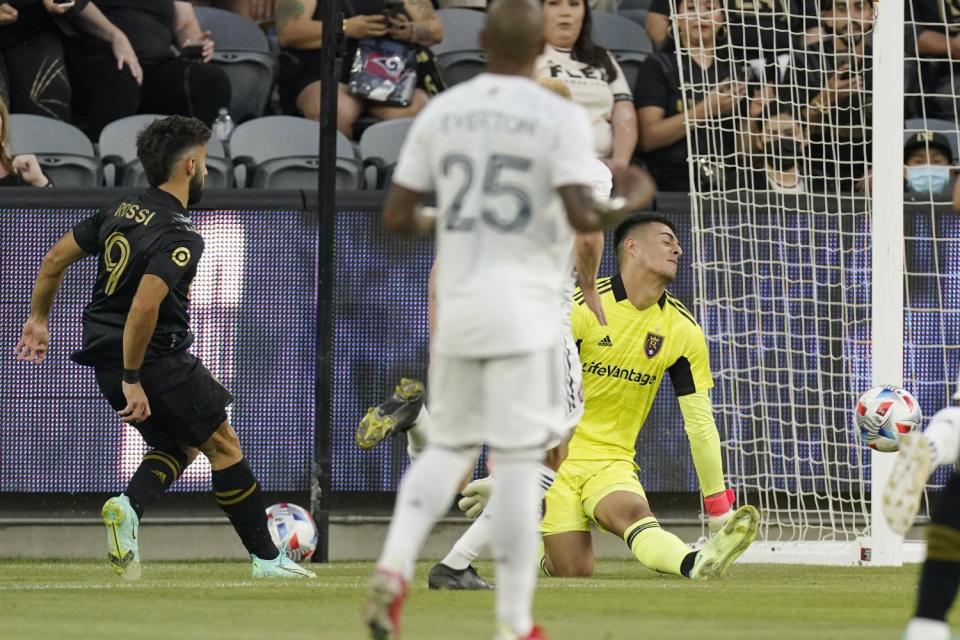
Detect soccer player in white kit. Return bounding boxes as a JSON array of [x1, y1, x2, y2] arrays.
[[361, 1, 653, 638]]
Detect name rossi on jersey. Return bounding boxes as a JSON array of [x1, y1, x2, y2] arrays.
[[581, 361, 658, 386]]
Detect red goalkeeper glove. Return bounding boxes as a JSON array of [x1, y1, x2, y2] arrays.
[[704, 488, 736, 535]]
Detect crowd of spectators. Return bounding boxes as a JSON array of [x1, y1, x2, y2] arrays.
[[0, 0, 958, 198]]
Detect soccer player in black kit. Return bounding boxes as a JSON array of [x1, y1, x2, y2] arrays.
[[15, 116, 314, 580]]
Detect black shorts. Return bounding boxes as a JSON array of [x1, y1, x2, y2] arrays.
[[95, 352, 233, 450]]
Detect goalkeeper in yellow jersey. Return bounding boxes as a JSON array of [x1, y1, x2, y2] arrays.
[[539, 212, 760, 579]]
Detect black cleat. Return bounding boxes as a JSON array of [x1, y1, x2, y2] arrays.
[[357, 378, 425, 450], [427, 563, 494, 590]]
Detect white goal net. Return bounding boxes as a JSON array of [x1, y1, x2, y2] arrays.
[[668, 0, 947, 563]]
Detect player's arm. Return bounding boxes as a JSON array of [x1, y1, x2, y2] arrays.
[[118, 274, 170, 424], [558, 166, 656, 232], [383, 184, 435, 236], [574, 232, 606, 325], [15, 231, 89, 364], [669, 322, 733, 533]]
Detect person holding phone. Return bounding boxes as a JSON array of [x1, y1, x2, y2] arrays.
[[276, 0, 442, 135], [66, 0, 230, 139], [633, 0, 743, 192]]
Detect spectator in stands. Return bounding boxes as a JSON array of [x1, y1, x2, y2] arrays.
[[904, 130, 954, 198], [189, 0, 273, 22], [437, 0, 486, 9], [0, 0, 139, 121], [743, 101, 822, 194], [66, 0, 231, 139], [277, 0, 441, 136], [793, 0, 873, 192], [535, 0, 636, 170], [911, 0, 960, 120], [0, 98, 51, 186], [634, 0, 743, 192]]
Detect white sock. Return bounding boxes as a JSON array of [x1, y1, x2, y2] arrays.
[[442, 463, 557, 571], [442, 512, 490, 570], [903, 617, 950, 640], [378, 445, 476, 581], [406, 406, 431, 460], [924, 407, 960, 466], [488, 453, 541, 637]]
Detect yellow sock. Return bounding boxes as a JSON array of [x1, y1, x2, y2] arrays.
[[623, 517, 690, 576]]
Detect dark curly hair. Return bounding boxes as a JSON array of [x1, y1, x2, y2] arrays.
[[136, 115, 211, 188], [542, 0, 617, 82]]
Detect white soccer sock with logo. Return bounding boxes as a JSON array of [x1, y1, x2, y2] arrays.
[[488, 452, 542, 637], [442, 464, 557, 571], [903, 618, 950, 640], [377, 445, 476, 581], [923, 407, 960, 466]]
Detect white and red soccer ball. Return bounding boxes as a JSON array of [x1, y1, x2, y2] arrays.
[[265, 502, 318, 563], [855, 385, 922, 452]]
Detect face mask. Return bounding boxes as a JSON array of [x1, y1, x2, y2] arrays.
[[764, 137, 802, 172], [906, 165, 950, 193]]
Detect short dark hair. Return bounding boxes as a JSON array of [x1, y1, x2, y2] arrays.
[[136, 116, 211, 187], [613, 212, 678, 253]]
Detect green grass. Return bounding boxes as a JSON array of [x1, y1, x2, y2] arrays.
[[0, 560, 955, 639]]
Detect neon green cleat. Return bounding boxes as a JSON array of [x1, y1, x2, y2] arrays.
[[251, 543, 317, 578], [101, 495, 141, 580], [690, 504, 760, 580], [356, 378, 425, 450]]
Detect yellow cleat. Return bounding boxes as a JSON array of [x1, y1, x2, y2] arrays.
[[356, 378, 425, 450], [690, 504, 760, 580]]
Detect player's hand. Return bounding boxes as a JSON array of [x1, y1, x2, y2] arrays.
[[457, 476, 492, 519], [42, 0, 75, 15], [344, 15, 388, 39], [119, 381, 152, 424], [12, 155, 49, 187], [14, 318, 50, 364], [0, 2, 18, 24], [581, 285, 607, 326], [704, 488, 736, 535]]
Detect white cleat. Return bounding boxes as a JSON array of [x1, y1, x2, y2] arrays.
[[250, 542, 317, 578], [884, 433, 935, 536]]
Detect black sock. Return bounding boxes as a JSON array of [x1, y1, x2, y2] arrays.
[[212, 459, 278, 559], [680, 551, 698, 578], [124, 448, 189, 519], [915, 472, 960, 620]]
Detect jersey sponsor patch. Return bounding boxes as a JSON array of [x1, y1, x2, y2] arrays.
[[644, 332, 664, 358], [172, 247, 192, 267]]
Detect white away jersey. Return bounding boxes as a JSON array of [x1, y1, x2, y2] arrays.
[[393, 73, 597, 358]]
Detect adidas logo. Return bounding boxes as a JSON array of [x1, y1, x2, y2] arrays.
[[151, 469, 167, 483], [597, 336, 613, 347]]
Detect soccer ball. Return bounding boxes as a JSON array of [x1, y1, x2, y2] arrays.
[[265, 502, 318, 563], [855, 385, 922, 452]]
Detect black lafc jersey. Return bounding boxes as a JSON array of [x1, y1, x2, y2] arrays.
[[70, 188, 204, 368]]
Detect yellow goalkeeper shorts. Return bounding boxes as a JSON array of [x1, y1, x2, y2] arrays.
[[541, 458, 647, 535]]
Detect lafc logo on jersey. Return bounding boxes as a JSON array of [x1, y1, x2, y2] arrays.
[[644, 332, 664, 358], [171, 247, 191, 267]]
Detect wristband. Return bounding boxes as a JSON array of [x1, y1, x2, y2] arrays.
[[703, 488, 735, 517], [122, 368, 141, 384]]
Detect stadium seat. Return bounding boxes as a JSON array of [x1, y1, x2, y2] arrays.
[[229, 115, 363, 189], [618, 8, 650, 28], [7, 114, 100, 187], [99, 115, 233, 188], [590, 11, 654, 56], [432, 9, 487, 87], [359, 118, 414, 189], [904, 117, 960, 161], [618, 0, 653, 10], [195, 7, 275, 122]]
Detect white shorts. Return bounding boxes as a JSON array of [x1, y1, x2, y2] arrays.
[[427, 346, 565, 451], [559, 332, 584, 431]]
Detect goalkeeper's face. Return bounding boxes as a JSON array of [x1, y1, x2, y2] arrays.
[[624, 223, 682, 283]]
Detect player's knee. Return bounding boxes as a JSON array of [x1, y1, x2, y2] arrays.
[[624, 502, 654, 523], [180, 446, 200, 466], [549, 556, 594, 577], [199, 422, 243, 467]]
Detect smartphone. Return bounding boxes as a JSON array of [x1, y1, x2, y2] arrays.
[[52, 0, 74, 5], [180, 43, 205, 59], [383, 0, 409, 19]]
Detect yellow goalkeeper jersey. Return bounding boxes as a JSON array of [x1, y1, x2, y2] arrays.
[[569, 274, 715, 463]]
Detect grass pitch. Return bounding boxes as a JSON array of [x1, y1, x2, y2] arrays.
[[0, 559, 955, 639]]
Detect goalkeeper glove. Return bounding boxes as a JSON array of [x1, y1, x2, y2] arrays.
[[457, 477, 492, 519], [704, 488, 736, 535]]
